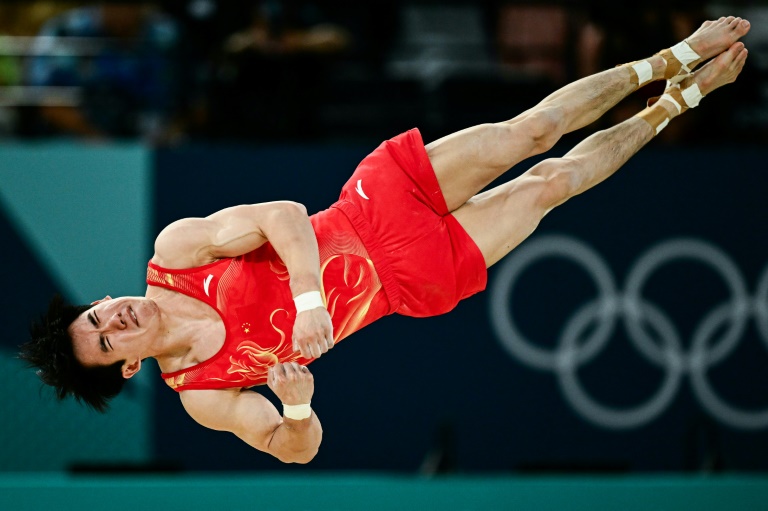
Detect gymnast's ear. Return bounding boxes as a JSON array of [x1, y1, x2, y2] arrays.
[[122, 358, 142, 379], [90, 295, 112, 306]]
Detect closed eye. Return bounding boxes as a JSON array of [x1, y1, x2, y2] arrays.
[[90, 312, 109, 352]]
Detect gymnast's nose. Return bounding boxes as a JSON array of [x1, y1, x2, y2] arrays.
[[108, 311, 127, 330]]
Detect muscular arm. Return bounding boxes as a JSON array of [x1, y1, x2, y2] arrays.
[[181, 362, 321, 463], [153, 201, 321, 296], [153, 201, 334, 358], [180, 387, 322, 464]]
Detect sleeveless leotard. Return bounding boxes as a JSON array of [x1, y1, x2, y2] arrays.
[[149, 207, 390, 391], [151, 128, 487, 392]]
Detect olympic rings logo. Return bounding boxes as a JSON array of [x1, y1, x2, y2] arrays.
[[489, 235, 768, 430]]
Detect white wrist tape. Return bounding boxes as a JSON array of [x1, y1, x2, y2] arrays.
[[293, 291, 325, 313], [283, 403, 312, 420]]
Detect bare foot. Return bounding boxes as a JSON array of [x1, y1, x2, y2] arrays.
[[690, 41, 749, 96], [654, 42, 748, 118], [685, 16, 751, 69], [641, 17, 750, 82]]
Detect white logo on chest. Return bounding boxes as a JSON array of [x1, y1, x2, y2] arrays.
[[203, 274, 214, 296]]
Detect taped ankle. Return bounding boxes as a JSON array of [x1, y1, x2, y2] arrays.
[[657, 40, 702, 83], [627, 60, 654, 87], [636, 105, 671, 136]]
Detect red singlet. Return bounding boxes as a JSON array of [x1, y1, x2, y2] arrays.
[[151, 128, 486, 392]]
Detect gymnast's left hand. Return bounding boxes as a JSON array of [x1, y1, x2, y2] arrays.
[[292, 307, 334, 359]]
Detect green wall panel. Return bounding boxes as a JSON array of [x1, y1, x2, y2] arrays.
[[0, 142, 153, 470]]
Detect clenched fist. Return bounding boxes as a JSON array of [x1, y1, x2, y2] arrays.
[[268, 362, 314, 406]]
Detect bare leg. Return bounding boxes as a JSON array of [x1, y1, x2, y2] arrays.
[[453, 43, 749, 267], [427, 16, 751, 212]]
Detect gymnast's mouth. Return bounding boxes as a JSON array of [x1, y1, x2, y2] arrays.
[[129, 306, 139, 327]]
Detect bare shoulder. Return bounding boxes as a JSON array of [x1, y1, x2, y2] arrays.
[[153, 217, 217, 269], [151, 201, 310, 269]]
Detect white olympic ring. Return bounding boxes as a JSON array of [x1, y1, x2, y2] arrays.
[[489, 235, 768, 430]]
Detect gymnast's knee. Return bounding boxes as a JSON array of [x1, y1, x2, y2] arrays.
[[527, 157, 579, 209], [517, 106, 566, 155]]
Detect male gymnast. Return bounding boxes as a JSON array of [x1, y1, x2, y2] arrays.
[[21, 17, 751, 463]]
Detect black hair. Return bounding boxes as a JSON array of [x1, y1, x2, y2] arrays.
[[19, 294, 127, 413]]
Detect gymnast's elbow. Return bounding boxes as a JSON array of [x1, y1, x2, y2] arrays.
[[266, 424, 323, 464], [272, 444, 320, 464]]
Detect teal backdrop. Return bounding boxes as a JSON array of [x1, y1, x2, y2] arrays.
[[0, 143, 153, 470]]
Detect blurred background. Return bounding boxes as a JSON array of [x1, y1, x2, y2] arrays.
[[1, 0, 768, 510]]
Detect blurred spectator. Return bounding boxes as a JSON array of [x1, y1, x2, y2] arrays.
[[158, 0, 231, 141], [25, 2, 184, 144], [386, 2, 497, 91], [0, 6, 23, 87], [493, 2, 576, 87], [0, 2, 82, 136], [0, 6, 22, 135], [222, 2, 349, 55], [202, 0, 353, 141]]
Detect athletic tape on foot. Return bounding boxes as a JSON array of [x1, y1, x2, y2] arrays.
[[681, 82, 703, 108], [631, 61, 654, 86], [655, 117, 670, 134], [670, 40, 701, 73], [659, 93, 682, 114], [658, 40, 702, 83], [636, 106, 670, 135]]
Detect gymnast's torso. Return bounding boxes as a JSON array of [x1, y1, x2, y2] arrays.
[[149, 207, 390, 392]]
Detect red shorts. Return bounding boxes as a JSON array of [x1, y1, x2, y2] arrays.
[[331, 128, 487, 317]]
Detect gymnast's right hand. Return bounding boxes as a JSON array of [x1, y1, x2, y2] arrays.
[[268, 362, 314, 406], [292, 307, 334, 359]]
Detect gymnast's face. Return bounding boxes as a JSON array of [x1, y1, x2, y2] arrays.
[[68, 296, 160, 377]]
